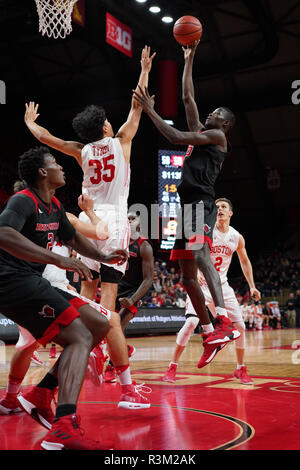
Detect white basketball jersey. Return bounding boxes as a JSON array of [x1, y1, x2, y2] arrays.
[[42, 242, 70, 287], [81, 137, 130, 211], [198, 225, 240, 285]]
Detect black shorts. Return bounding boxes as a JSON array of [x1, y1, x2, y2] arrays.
[[0, 273, 88, 346], [90, 264, 124, 284], [170, 199, 217, 261]]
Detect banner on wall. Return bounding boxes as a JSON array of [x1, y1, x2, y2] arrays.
[[106, 12, 132, 58], [0, 314, 19, 343], [125, 308, 186, 336]]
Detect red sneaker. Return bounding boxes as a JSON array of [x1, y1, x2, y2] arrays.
[[86, 346, 105, 387], [204, 315, 240, 345], [127, 344, 136, 358], [17, 386, 56, 429], [118, 383, 151, 410], [49, 344, 57, 359], [233, 366, 254, 385], [92, 344, 105, 375], [197, 334, 227, 368], [162, 363, 177, 383], [104, 365, 117, 383], [0, 394, 22, 415], [40, 414, 114, 450], [31, 350, 44, 366]]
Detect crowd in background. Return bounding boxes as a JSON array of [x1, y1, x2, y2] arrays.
[[232, 244, 300, 299], [139, 254, 300, 329]]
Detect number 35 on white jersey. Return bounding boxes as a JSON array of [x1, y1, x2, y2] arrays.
[[81, 136, 130, 210]]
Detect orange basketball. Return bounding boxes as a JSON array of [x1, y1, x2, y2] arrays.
[[173, 16, 203, 46]]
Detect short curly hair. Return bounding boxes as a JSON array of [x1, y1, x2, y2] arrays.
[[72, 105, 107, 143], [13, 179, 28, 193], [18, 146, 50, 186]]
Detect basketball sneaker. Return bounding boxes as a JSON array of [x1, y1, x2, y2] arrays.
[[104, 364, 117, 383], [31, 350, 44, 366], [127, 344, 136, 358], [17, 386, 57, 429], [118, 382, 151, 410], [204, 315, 240, 345], [86, 345, 105, 386], [162, 363, 177, 383], [0, 394, 22, 415], [49, 344, 57, 359], [40, 414, 114, 450], [197, 335, 227, 368], [233, 366, 254, 385]]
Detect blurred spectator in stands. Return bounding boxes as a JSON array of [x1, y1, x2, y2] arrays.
[[160, 262, 168, 277], [266, 301, 281, 329], [156, 293, 165, 307], [286, 292, 297, 328], [262, 303, 270, 328], [175, 294, 186, 308], [290, 273, 300, 291], [152, 274, 162, 293], [148, 297, 159, 308], [162, 274, 173, 289], [296, 289, 300, 327], [174, 277, 185, 297]]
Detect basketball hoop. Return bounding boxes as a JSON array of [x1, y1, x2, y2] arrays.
[[34, 0, 78, 39]]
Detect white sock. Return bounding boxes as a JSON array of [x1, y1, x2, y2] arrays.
[[202, 323, 214, 334], [215, 307, 228, 317], [237, 364, 244, 369], [117, 365, 132, 386]]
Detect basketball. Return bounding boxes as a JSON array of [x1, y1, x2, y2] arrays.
[[173, 16, 203, 46]]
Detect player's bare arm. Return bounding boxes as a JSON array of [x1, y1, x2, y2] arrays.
[[182, 40, 204, 132], [116, 46, 156, 161], [236, 234, 261, 301], [66, 195, 109, 241], [66, 230, 128, 266], [24, 102, 84, 166], [119, 241, 154, 307], [78, 194, 109, 239], [66, 212, 109, 241], [0, 225, 93, 281], [133, 86, 226, 149]]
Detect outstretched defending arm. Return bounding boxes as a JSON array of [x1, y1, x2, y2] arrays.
[[116, 45, 156, 161], [24, 102, 84, 166]]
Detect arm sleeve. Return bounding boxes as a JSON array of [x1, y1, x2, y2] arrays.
[[57, 205, 76, 243], [0, 195, 35, 232]]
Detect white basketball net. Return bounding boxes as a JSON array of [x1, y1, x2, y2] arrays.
[[34, 0, 78, 39]]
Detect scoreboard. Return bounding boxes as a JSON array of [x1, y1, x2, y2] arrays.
[[158, 149, 185, 250]]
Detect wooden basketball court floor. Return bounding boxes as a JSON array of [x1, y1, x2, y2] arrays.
[[0, 328, 300, 451]]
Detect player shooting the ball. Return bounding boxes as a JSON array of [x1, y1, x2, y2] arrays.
[[133, 40, 239, 368]]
